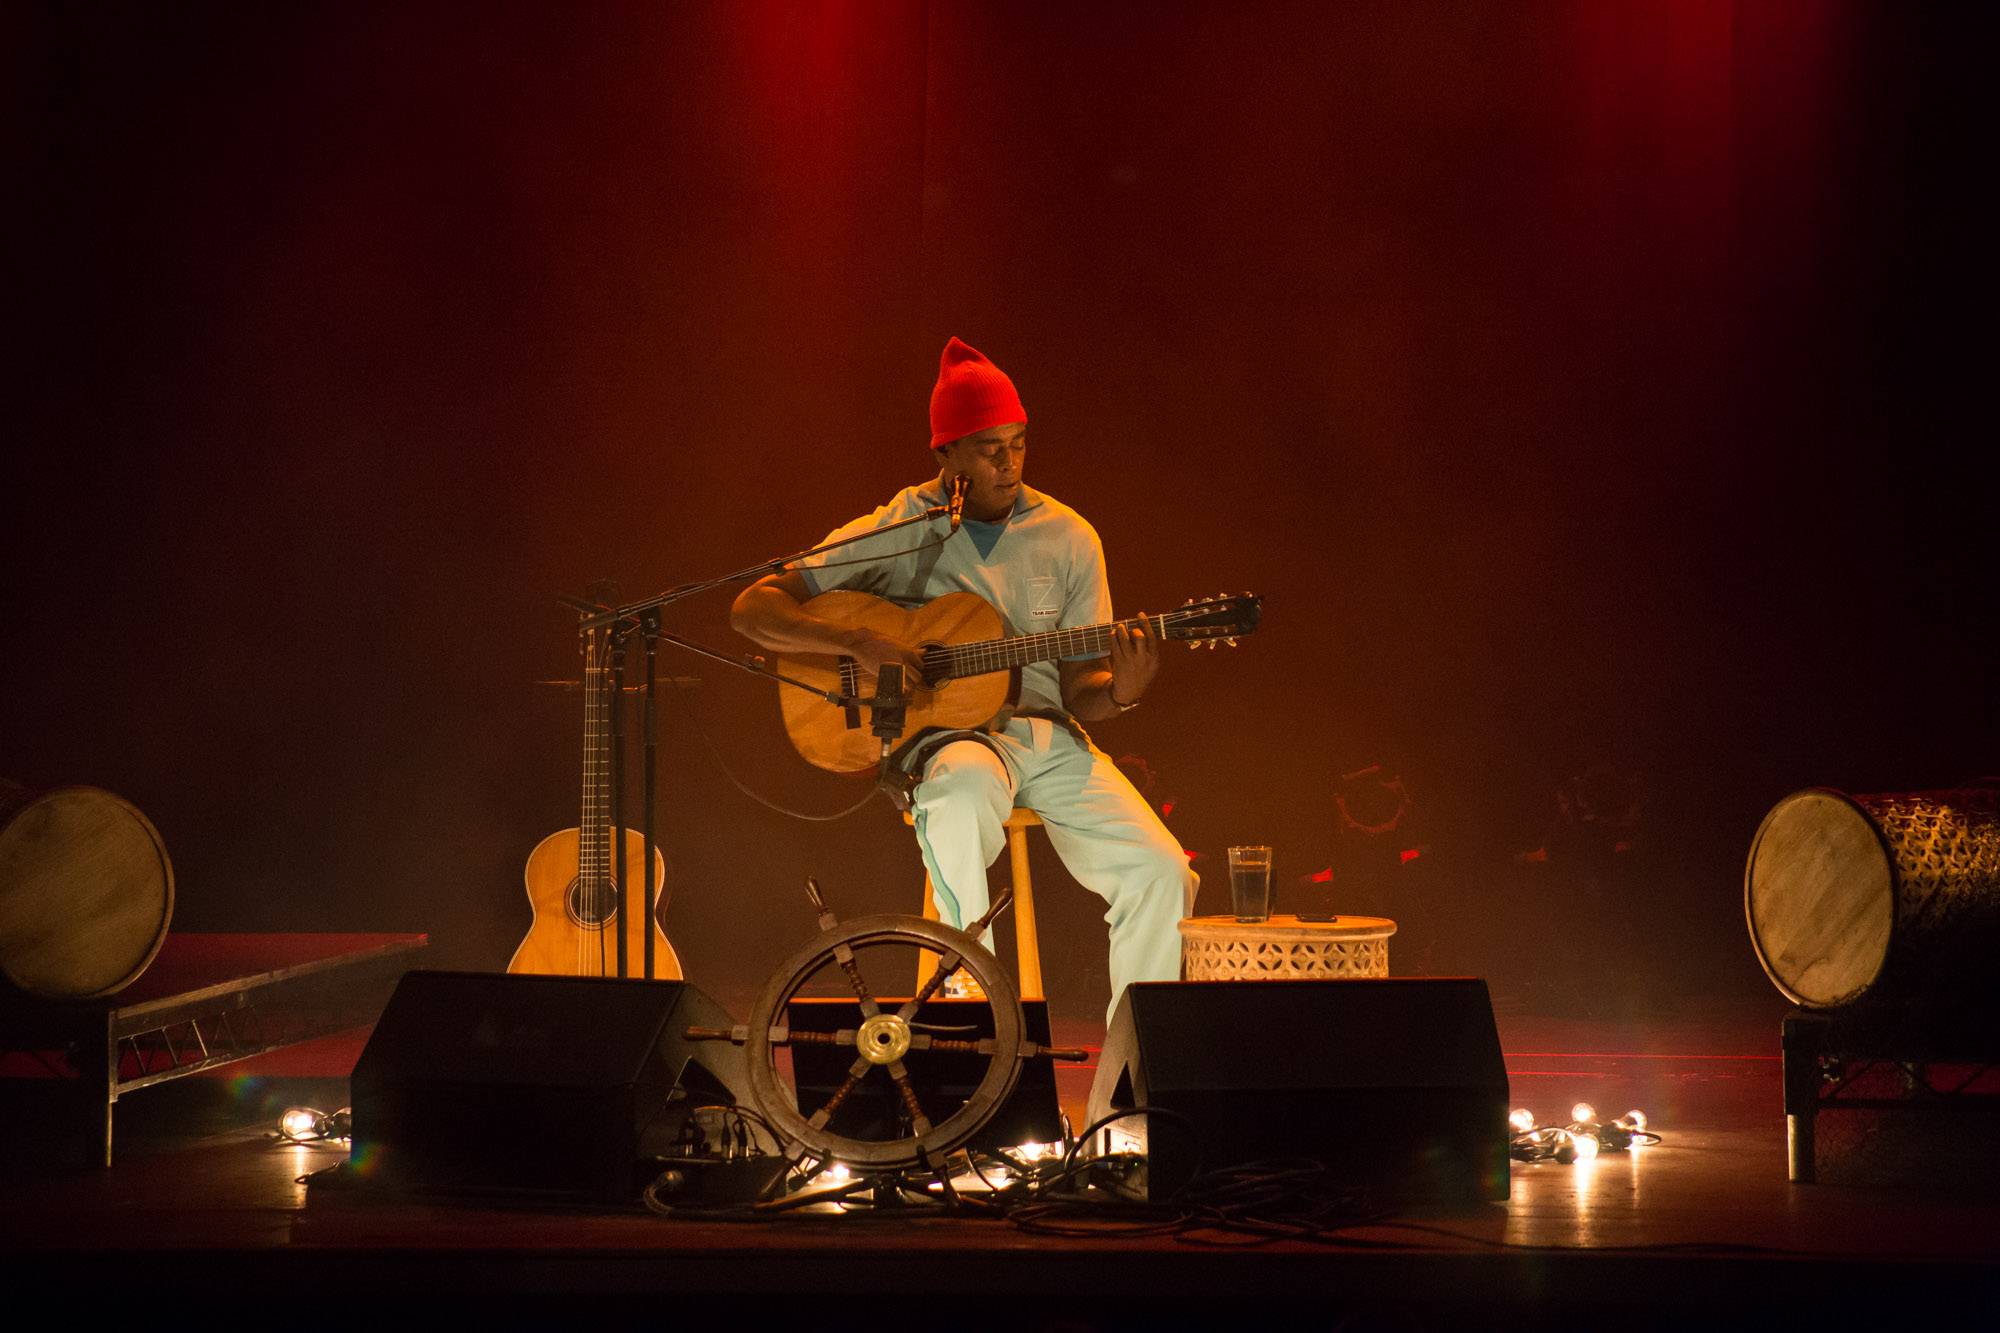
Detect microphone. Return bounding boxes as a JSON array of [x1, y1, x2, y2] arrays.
[[870, 664, 908, 758], [948, 474, 967, 533]]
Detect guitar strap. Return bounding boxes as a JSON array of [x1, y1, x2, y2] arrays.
[[876, 728, 1002, 811], [901, 521, 950, 606], [876, 712, 1094, 812]]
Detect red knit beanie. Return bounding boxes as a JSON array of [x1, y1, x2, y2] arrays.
[[929, 337, 1026, 448]]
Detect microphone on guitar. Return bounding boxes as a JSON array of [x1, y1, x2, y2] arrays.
[[869, 664, 908, 760], [948, 474, 967, 533]]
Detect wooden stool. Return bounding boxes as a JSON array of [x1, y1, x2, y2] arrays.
[[903, 808, 1045, 1001], [1178, 914, 1396, 981]]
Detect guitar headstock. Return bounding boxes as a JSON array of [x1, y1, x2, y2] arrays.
[[1166, 592, 1262, 649]]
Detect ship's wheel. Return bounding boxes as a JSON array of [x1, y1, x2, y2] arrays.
[[688, 882, 1082, 1175]]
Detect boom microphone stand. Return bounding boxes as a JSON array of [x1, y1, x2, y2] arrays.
[[578, 493, 958, 632], [558, 495, 961, 980]]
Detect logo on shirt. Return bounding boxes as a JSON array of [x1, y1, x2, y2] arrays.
[[1028, 574, 1060, 618]]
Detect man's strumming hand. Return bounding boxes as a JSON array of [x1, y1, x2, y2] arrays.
[[846, 630, 928, 682]]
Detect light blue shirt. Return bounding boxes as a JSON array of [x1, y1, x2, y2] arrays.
[[794, 480, 1114, 715]]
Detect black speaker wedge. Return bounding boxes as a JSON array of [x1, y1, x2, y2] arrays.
[[1085, 978, 1509, 1203], [349, 970, 752, 1201]]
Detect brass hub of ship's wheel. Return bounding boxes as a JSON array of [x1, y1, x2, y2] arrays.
[[854, 1011, 913, 1066]]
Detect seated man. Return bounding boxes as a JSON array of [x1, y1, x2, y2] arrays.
[[731, 338, 1195, 1015]]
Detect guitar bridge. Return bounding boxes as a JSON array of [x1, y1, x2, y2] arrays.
[[838, 657, 861, 730]]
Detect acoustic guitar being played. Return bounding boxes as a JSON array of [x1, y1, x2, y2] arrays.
[[510, 621, 683, 979], [777, 590, 1262, 774]]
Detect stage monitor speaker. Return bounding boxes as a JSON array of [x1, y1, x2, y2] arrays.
[[349, 970, 753, 1201], [1086, 979, 1509, 1203]]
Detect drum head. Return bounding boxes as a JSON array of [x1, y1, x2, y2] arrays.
[[0, 787, 173, 998], [1745, 788, 1894, 1008]]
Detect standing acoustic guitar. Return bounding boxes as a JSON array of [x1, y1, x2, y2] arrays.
[[509, 621, 682, 979], [778, 590, 1262, 773]]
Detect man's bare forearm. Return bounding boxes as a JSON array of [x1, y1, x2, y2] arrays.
[[731, 578, 925, 677], [730, 583, 866, 656]]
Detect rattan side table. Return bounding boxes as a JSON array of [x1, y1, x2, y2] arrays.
[[1179, 914, 1396, 980]]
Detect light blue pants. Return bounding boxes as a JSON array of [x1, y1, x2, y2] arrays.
[[910, 717, 1196, 1020]]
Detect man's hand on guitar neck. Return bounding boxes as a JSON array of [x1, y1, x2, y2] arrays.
[[1108, 612, 1162, 706], [1061, 612, 1161, 721]]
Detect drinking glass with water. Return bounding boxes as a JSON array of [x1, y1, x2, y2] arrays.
[[1227, 845, 1273, 922]]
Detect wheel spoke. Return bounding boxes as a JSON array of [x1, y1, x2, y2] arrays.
[[965, 888, 1012, 940], [887, 1061, 934, 1136], [781, 1029, 855, 1047], [806, 1054, 875, 1130], [906, 1035, 996, 1055], [830, 941, 882, 1017], [898, 949, 963, 1021]]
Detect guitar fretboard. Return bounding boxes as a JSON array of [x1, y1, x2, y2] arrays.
[[581, 635, 612, 903], [925, 611, 1183, 680]]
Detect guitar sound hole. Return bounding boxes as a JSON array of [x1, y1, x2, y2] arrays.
[[566, 877, 620, 929], [845, 652, 944, 693]]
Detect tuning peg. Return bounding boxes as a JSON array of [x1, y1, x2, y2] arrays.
[[1207, 640, 1219, 650], [1225, 637, 1238, 647], [1187, 641, 1199, 651]]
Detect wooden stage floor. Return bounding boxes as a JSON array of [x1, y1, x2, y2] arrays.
[[2, 1002, 1994, 1327]]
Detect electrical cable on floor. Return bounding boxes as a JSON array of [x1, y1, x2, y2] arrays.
[[638, 1105, 1391, 1241], [631, 1099, 1803, 1258], [295, 1090, 1811, 1258]]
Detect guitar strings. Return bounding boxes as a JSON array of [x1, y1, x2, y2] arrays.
[[582, 633, 592, 977], [592, 636, 600, 976], [620, 603, 1237, 831], [584, 630, 615, 977], [784, 525, 1236, 678], [586, 632, 603, 976], [933, 607, 1205, 678], [580, 634, 594, 977]]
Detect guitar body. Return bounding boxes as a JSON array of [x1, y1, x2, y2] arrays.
[[779, 589, 1015, 774], [508, 825, 684, 980]]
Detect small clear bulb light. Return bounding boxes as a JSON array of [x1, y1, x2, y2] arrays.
[[824, 1162, 852, 1184], [280, 1108, 322, 1140], [1570, 1102, 1597, 1125], [1509, 1108, 1536, 1133], [1624, 1109, 1647, 1130], [1572, 1129, 1600, 1160]]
